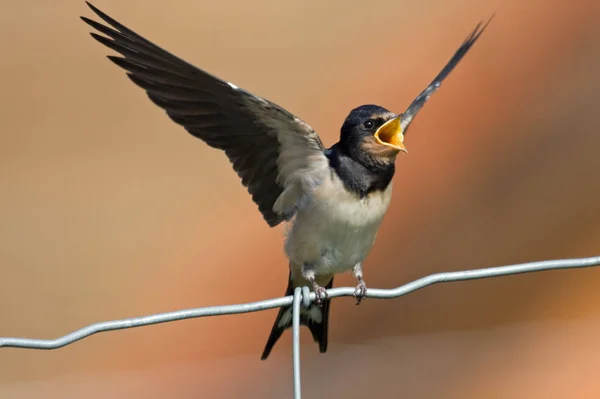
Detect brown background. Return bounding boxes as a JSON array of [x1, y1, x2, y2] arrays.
[[2, 0, 600, 398]]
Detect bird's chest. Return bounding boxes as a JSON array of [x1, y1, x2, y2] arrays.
[[316, 183, 391, 231], [285, 175, 392, 273]]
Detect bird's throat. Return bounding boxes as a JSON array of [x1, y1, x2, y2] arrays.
[[326, 146, 395, 198]]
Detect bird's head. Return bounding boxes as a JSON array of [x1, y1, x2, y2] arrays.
[[339, 105, 406, 165]]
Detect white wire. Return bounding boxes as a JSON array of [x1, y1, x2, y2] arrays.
[[3, 255, 599, 399], [1, 256, 598, 350]]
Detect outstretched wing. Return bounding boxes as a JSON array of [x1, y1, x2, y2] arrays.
[[81, 2, 329, 226], [400, 16, 493, 133]]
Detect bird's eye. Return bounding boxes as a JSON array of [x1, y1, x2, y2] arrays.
[[364, 120, 374, 129]]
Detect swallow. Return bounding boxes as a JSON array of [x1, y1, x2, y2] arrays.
[[81, 2, 492, 360]]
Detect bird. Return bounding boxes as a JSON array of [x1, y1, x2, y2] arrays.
[[81, 1, 492, 360]]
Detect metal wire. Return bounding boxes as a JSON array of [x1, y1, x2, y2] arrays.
[[292, 287, 303, 399], [2, 256, 600, 398]]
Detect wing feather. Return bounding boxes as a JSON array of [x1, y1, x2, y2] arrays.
[[82, 2, 328, 226], [400, 15, 494, 133]]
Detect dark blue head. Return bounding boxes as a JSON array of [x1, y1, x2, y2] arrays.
[[339, 105, 406, 166]]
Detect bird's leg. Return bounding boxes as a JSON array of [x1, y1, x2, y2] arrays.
[[301, 264, 328, 307], [353, 263, 367, 305]]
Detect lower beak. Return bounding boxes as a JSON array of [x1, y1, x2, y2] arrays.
[[373, 116, 407, 152]]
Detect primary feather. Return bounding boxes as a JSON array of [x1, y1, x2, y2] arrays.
[[81, 1, 329, 227]]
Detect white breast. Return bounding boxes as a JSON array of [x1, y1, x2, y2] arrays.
[[284, 172, 392, 276]]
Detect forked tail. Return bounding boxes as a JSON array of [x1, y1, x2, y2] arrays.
[[260, 272, 333, 360]]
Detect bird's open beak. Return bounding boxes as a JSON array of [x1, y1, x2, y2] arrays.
[[373, 116, 407, 152]]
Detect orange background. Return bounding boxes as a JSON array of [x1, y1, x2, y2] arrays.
[[2, 0, 600, 398]]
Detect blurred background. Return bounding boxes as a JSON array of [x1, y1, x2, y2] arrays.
[[1, 0, 600, 397]]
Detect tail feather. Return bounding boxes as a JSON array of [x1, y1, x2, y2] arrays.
[[260, 273, 333, 360]]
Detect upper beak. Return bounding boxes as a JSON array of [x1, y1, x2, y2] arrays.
[[373, 115, 407, 152]]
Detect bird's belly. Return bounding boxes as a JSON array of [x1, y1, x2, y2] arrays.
[[285, 181, 392, 275]]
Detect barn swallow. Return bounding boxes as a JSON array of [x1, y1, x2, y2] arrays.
[[81, 2, 492, 360]]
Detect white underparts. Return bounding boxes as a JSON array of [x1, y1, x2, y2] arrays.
[[285, 174, 393, 276]]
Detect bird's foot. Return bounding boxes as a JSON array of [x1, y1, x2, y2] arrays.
[[312, 282, 328, 307], [353, 280, 367, 305]]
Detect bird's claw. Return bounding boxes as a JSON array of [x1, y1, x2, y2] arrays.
[[312, 282, 328, 307], [353, 281, 367, 305]]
